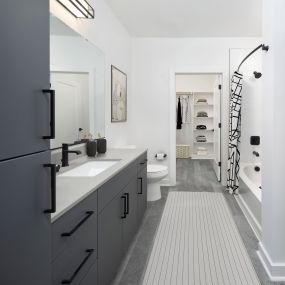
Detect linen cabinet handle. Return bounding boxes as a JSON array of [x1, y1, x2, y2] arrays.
[[42, 89, 55, 139], [61, 249, 94, 284], [121, 195, 127, 219], [125, 193, 129, 215], [138, 177, 143, 195], [61, 211, 95, 237], [44, 164, 56, 214]]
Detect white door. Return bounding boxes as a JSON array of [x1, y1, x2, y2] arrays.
[[50, 73, 80, 148], [213, 75, 222, 181]]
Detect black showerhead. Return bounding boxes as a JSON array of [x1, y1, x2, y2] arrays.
[[253, 71, 262, 79]]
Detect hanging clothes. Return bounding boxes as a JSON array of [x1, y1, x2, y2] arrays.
[[181, 96, 191, 123], [227, 71, 243, 194], [176, 97, 182, 129]]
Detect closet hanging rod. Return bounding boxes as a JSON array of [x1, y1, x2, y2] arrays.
[[237, 44, 269, 72]]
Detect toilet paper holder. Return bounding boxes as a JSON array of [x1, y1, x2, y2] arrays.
[[155, 153, 167, 158]]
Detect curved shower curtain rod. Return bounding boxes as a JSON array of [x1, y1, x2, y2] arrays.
[[237, 44, 269, 72]]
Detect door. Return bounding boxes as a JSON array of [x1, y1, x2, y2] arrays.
[[137, 168, 147, 223], [213, 75, 222, 181], [98, 193, 124, 285], [0, 151, 52, 285], [0, 0, 50, 160], [122, 177, 139, 252]]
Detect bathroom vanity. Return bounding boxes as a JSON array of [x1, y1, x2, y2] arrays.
[[51, 149, 147, 285]]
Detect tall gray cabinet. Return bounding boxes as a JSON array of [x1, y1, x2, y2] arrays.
[[0, 0, 52, 284]]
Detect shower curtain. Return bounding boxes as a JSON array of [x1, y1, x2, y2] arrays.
[[227, 71, 243, 194]]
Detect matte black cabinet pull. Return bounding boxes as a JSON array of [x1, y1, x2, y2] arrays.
[[138, 178, 143, 195], [124, 193, 129, 215], [61, 249, 94, 284], [61, 211, 94, 237], [44, 164, 56, 213], [121, 195, 127, 219], [42, 89, 55, 139]]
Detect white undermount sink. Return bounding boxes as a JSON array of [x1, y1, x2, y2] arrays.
[[59, 160, 120, 177]]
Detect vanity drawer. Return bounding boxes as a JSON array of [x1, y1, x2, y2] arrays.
[[137, 152, 147, 173], [52, 242, 97, 285], [98, 162, 137, 213], [52, 192, 98, 260]]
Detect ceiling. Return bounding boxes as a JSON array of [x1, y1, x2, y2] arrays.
[[105, 0, 262, 37]]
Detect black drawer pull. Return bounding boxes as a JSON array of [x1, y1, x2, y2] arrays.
[[61, 249, 94, 284], [61, 211, 94, 237], [138, 177, 143, 195], [125, 193, 129, 215], [140, 161, 145, 165], [121, 195, 127, 219], [44, 164, 56, 213], [42, 89, 55, 139]]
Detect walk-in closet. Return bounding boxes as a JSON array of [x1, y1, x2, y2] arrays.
[[176, 73, 221, 180]]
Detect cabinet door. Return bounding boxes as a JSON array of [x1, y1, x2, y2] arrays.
[[137, 167, 147, 223], [98, 193, 124, 285], [0, 151, 51, 285], [122, 177, 139, 252], [0, 0, 50, 161]]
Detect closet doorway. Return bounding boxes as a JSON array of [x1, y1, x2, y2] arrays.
[[175, 73, 222, 181]]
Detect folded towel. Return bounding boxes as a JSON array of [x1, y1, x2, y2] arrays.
[[197, 111, 208, 117], [197, 98, 207, 102], [196, 125, 207, 129], [196, 135, 207, 142]]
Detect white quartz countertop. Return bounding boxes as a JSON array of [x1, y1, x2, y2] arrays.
[[51, 148, 147, 223]]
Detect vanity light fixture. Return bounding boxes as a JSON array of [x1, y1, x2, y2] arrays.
[[57, 0, 95, 19]]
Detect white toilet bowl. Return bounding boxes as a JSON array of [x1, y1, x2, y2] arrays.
[[147, 164, 168, 201]]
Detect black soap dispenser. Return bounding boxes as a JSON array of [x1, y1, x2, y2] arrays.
[[97, 133, 107, 154]]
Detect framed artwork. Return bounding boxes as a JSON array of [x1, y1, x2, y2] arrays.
[[111, 65, 127, 122]]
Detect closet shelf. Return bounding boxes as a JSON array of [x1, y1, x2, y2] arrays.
[[194, 141, 214, 144], [194, 116, 213, 119], [194, 129, 214, 132], [194, 104, 214, 106]]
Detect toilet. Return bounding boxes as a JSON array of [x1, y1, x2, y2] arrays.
[[147, 164, 168, 201]]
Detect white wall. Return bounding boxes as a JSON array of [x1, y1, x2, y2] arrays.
[[50, 0, 132, 147], [176, 74, 217, 93], [130, 37, 260, 185], [230, 49, 262, 164], [258, 0, 285, 280]]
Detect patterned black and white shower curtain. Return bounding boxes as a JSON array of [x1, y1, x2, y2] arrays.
[[227, 71, 243, 194]]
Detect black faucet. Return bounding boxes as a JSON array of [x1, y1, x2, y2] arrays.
[[61, 143, 82, 167], [253, 151, 260, 157]]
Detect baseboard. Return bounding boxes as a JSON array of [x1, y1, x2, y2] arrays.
[[234, 195, 262, 241], [257, 242, 285, 281]]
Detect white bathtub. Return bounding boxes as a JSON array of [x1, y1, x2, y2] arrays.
[[235, 163, 262, 240]]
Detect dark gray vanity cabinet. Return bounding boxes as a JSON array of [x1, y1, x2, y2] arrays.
[[98, 191, 124, 285], [137, 166, 147, 223], [52, 192, 98, 285], [0, 0, 50, 161], [122, 177, 139, 252], [0, 151, 51, 285], [98, 154, 147, 285]]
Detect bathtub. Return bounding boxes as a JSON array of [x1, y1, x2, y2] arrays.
[[235, 163, 262, 240]]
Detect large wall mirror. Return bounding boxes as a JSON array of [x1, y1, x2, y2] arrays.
[[50, 14, 105, 149]]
